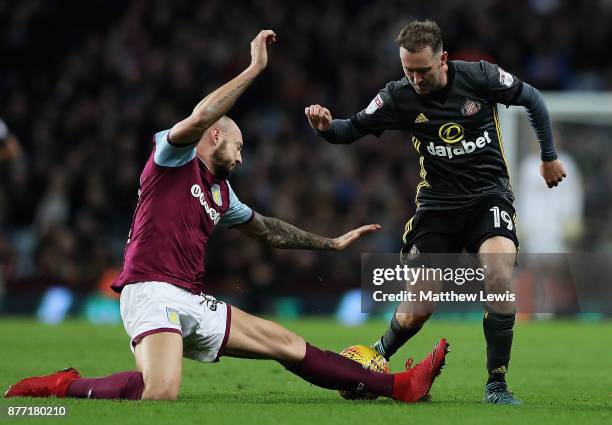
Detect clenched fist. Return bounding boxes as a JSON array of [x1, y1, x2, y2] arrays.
[[540, 159, 567, 188], [305, 104, 333, 132]]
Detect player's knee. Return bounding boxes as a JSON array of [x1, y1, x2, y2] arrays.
[[140, 373, 180, 401], [141, 383, 179, 401], [485, 267, 512, 290], [395, 312, 431, 328]]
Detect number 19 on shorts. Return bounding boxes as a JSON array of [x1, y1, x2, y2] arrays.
[[490, 206, 514, 230]]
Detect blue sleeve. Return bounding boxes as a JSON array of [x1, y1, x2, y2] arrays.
[[153, 129, 197, 167], [219, 183, 254, 228]]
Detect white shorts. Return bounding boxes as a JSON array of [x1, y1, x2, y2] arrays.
[[119, 281, 231, 363]]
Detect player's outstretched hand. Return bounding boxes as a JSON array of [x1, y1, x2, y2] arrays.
[[305, 104, 333, 132], [250, 30, 276, 72], [331, 224, 381, 251], [540, 159, 567, 188]]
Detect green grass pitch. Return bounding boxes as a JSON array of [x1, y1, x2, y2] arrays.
[[1, 318, 611, 425]]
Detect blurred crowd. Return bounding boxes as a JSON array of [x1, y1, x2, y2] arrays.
[[1, 0, 611, 312]]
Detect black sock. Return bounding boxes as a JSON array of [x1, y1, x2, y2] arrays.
[[483, 311, 515, 384], [376, 315, 423, 360]]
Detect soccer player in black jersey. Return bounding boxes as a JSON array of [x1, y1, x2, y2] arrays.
[[306, 20, 566, 404]]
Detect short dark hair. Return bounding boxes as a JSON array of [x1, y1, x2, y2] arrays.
[[396, 20, 443, 53]]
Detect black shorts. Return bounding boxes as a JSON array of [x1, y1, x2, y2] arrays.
[[401, 196, 519, 255]]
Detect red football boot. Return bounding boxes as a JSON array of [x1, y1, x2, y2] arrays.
[[4, 368, 81, 398], [391, 339, 449, 402]]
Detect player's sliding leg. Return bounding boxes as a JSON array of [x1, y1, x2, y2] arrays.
[[5, 332, 182, 400], [224, 306, 449, 402], [479, 236, 522, 405], [225, 306, 393, 396]]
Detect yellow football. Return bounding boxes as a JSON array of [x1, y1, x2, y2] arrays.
[[338, 345, 390, 400]]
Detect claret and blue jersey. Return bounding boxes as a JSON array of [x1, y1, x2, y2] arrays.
[[112, 130, 253, 295]]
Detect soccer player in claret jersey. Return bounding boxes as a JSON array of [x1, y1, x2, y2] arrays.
[[5, 30, 448, 403], [306, 20, 567, 404]]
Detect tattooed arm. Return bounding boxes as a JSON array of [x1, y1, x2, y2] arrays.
[[236, 212, 381, 251], [169, 30, 277, 145]]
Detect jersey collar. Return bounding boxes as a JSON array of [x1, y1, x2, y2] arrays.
[[197, 156, 223, 185]]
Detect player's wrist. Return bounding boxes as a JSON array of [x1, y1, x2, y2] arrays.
[[246, 62, 265, 75], [541, 154, 558, 162]]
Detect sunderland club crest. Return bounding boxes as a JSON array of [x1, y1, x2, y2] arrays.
[[461, 99, 481, 117]]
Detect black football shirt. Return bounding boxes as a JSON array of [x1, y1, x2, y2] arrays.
[[350, 60, 523, 210]]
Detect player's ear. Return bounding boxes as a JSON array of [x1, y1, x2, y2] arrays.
[[440, 50, 448, 66], [210, 128, 220, 146]]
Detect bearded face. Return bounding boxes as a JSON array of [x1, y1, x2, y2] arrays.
[[210, 138, 242, 179], [196, 118, 244, 178]]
